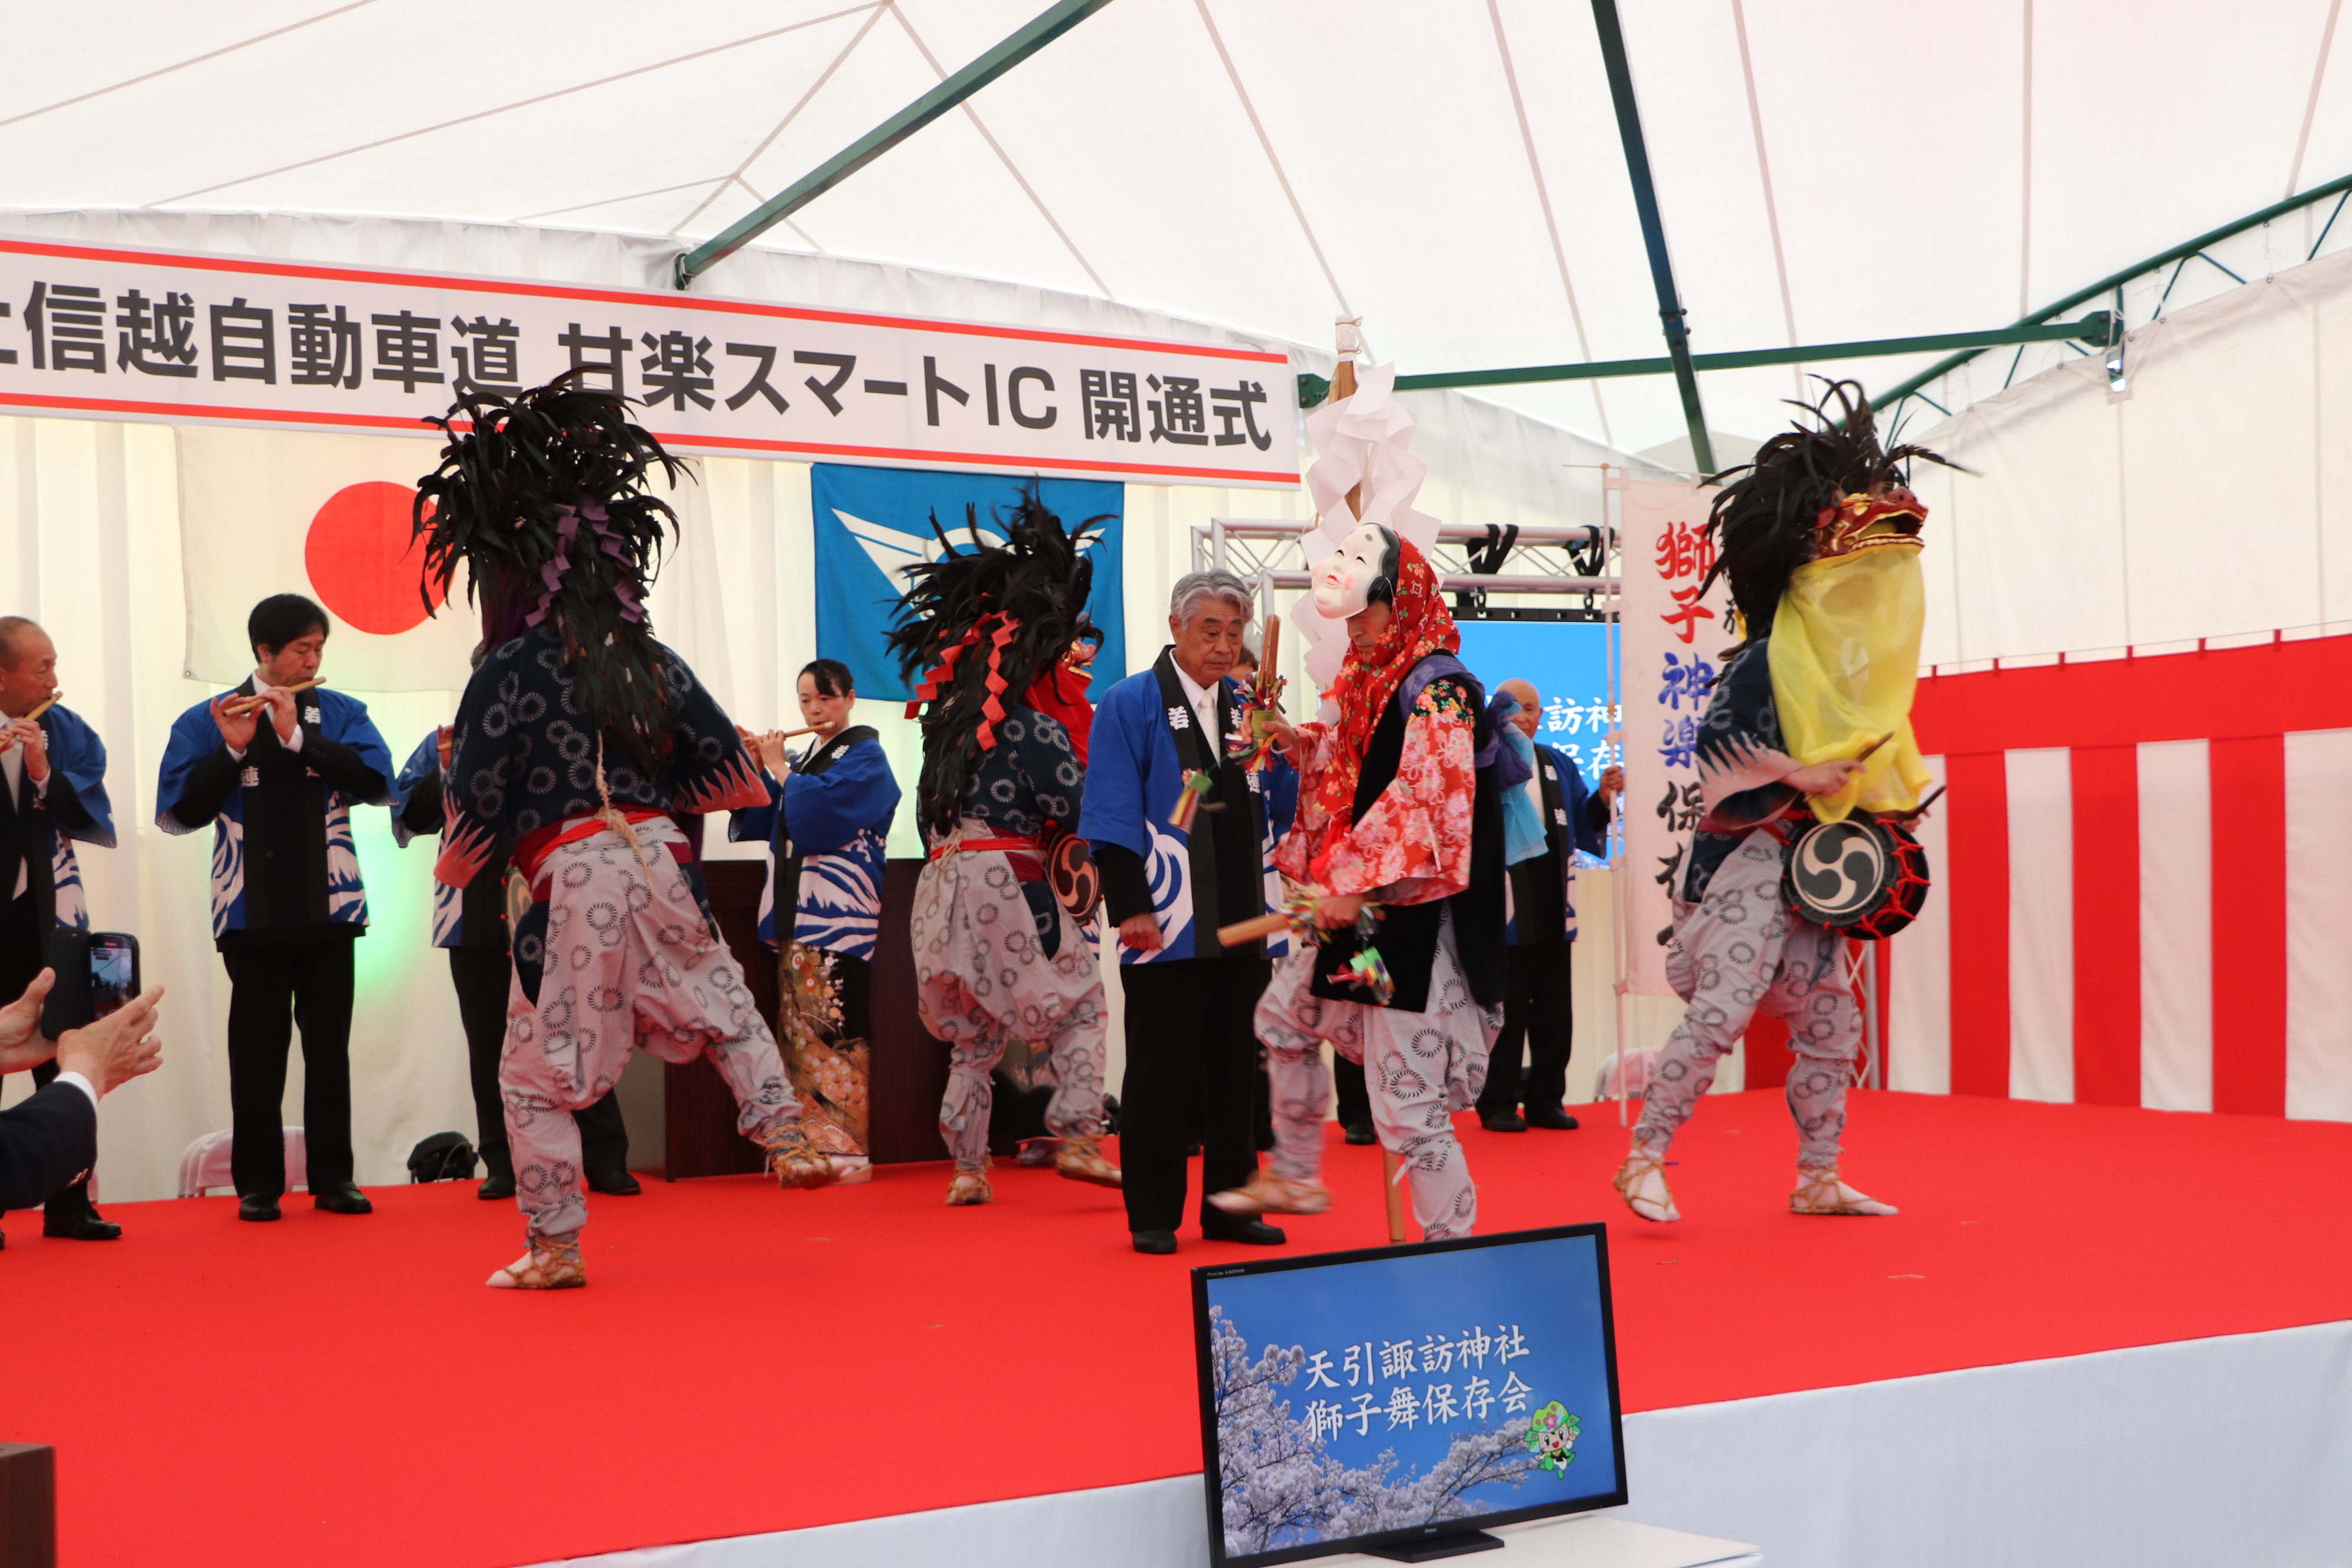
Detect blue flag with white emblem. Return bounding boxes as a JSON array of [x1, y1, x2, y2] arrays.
[[811, 463, 1125, 704]]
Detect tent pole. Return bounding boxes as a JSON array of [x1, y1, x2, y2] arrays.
[[673, 0, 1117, 289], [1590, 0, 1714, 474]]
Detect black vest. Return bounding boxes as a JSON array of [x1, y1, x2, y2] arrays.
[[1309, 657, 1507, 1012], [1151, 651, 1270, 951]]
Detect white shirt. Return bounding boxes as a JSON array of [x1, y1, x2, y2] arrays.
[[0, 703, 47, 899], [1171, 658, 1224, 749], [226, 669, 305, 761], [54, 1070, 97, 1109]]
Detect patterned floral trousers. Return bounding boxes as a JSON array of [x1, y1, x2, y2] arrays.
[[910, 836, 1109, 1172], [1256, 907, 1501, 1239], [1633, 831, 1861, 1165], [502, 821, 801, 1247]]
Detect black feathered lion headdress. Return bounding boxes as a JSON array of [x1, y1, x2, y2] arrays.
[[887, 490, 1102, 836], [412, 371, 687, 772], [1698, 378, 1955, 651]]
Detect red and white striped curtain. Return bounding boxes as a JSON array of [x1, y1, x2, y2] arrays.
[[1887, 632, 2352, 1120]]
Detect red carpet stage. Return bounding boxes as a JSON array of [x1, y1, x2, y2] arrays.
[[9, 1090, 2352, 1567]]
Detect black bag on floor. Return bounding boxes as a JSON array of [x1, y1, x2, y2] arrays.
[[407, 1132, 478, 1183]]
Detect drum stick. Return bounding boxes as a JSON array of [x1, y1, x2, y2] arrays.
[[223, 678, 321, 718], [1218, 912, 1291, 947], [1380, 1148, 1407, 1244], [0, 692, 58, 750]]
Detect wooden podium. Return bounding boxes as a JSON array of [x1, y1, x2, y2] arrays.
[[645, 858, 950, 1177]]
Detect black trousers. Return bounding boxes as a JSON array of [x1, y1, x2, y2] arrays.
[[1117, 955, 1270, 1233], [1476, 941, 1576, 1116], [448, 947, 626, 1177], [223, 939, 357, 1198], [0, 892, 93, 1218], [1332, 1050, 1371, 1130]]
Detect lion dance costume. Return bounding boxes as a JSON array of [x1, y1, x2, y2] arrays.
[[890, 493, 1121, 1207], [1214, 523, 1508, 1240], [1615, 380, 1948, 1224], [416, 374, 834, 1289]]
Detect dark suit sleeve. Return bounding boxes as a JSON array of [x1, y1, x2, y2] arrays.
[[167, 744, 244, 831], [300, 729, 389, 802], [0, 1081, 97, 1211], [398, 769, 446, 836], [1093, 842, 1154, 925]]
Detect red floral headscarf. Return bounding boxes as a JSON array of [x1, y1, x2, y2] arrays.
[[1313, 536, 1459, 824]]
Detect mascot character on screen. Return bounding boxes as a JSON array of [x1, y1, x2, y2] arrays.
[[416, 372, 837, 1291], [891, 492, 1122, 1209], [1212, 521, 1508, 1240], [1615, 379, 1949, 1225]]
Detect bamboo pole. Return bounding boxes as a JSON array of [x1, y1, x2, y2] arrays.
[[1380, 1148, 1407, 1244]]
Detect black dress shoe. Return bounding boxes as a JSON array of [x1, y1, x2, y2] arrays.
[[313, 1185, 373, 1215], [1131, 1230, 1178, 1256], [1203, 1217, 1288, 1246], [238, 1194, 282, 1222], [43, 1210, 122, 1240], [476, 1171, 517, 1200], [1342, 1121, 1378, 1146], [586, 1168, 642, 1196], [1479, 1110, 1530, 1133], [1524, 1105, 1580, 1131]]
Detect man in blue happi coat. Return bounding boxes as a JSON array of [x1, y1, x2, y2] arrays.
[[1079, 571, 1299, 1256], [157, 594, 393, 1223], [0, 616, 122, 1243]]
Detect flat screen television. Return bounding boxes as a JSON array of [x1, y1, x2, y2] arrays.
[[1193, 1224, 1626, 1566]]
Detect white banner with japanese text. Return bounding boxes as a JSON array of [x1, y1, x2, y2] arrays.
[[0, 236, 1299, 488], [1616, 478, 1729, 997]]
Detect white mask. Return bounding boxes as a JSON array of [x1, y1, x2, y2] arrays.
[[1309, 523, 1400, 618]]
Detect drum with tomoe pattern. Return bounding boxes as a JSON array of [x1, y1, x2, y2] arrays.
[[1779, 815, 1931, 939]]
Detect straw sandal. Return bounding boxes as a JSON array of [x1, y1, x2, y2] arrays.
[[945, 1169, 994, 1207], [486, 1240, 586, 1291], [1789, 1166, 1897, 1216], [1613, 1148, 1681, 1223], [1207, 1170, 1332, 1217], [1052, 1133, 1122, 1188]]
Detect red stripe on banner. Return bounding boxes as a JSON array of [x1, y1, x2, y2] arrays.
[[2210, 735, 2288, 1115], [0, 236, 1293, 362], [2070, 746, 2141, 1106], [1914, 636, 2352, 753], [1945, 752, 2011, 1097]]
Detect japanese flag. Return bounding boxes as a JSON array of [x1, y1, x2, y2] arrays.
[[177, 424, 477, 692]]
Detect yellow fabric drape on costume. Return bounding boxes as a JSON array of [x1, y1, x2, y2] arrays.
[[1767, 548, 1932, 823]]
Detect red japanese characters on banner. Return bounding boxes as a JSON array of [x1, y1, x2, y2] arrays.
[[1616, 479, 1730, 997]]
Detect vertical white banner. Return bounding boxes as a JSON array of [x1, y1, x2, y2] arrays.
[[1616, 478, 1729, 997]]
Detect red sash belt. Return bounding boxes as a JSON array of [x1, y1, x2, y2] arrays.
[[516, 808, 669, 885], [929, 834, 1044, 882]]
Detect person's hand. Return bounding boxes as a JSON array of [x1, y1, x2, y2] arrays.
[[210, 693, 259, 753], [3, 717, 49, 783], [54, 986, 165, 1098], [0, 968, 57, 1073], [754, 731, 791, 778], [435, 724, 455, 770], [1314, 892, 1366, 930], [1597, 764, 1624, 805], [1785, 758, 1866, 796], [1261, 713, 1301, 759], [262, 685, 299, 746], [1117, 912, 1163, 952]]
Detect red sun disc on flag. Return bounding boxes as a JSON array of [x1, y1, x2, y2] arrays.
[[304, 482, 442, 636]]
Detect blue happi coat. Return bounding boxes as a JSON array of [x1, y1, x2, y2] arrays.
[[388, 729, 509, 951], [9, 703, 115, 933], [1078, 660, 1299, 963], [727, 726, 900, 961], [155, 687, 394, 939]]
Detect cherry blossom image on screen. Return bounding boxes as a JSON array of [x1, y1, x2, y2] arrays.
[[1202, 1232, 1620, 1562]]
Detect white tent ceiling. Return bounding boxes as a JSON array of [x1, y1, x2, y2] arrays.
[[4, 0, 2350, 455]]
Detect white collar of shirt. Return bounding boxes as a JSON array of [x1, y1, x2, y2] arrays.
[[230, 671, 305, 759], [1, 704, 30, 899], [1171, 659, 1223, 743]]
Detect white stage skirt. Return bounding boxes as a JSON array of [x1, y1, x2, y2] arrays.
[[556, 1321, 2352, 1568]]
